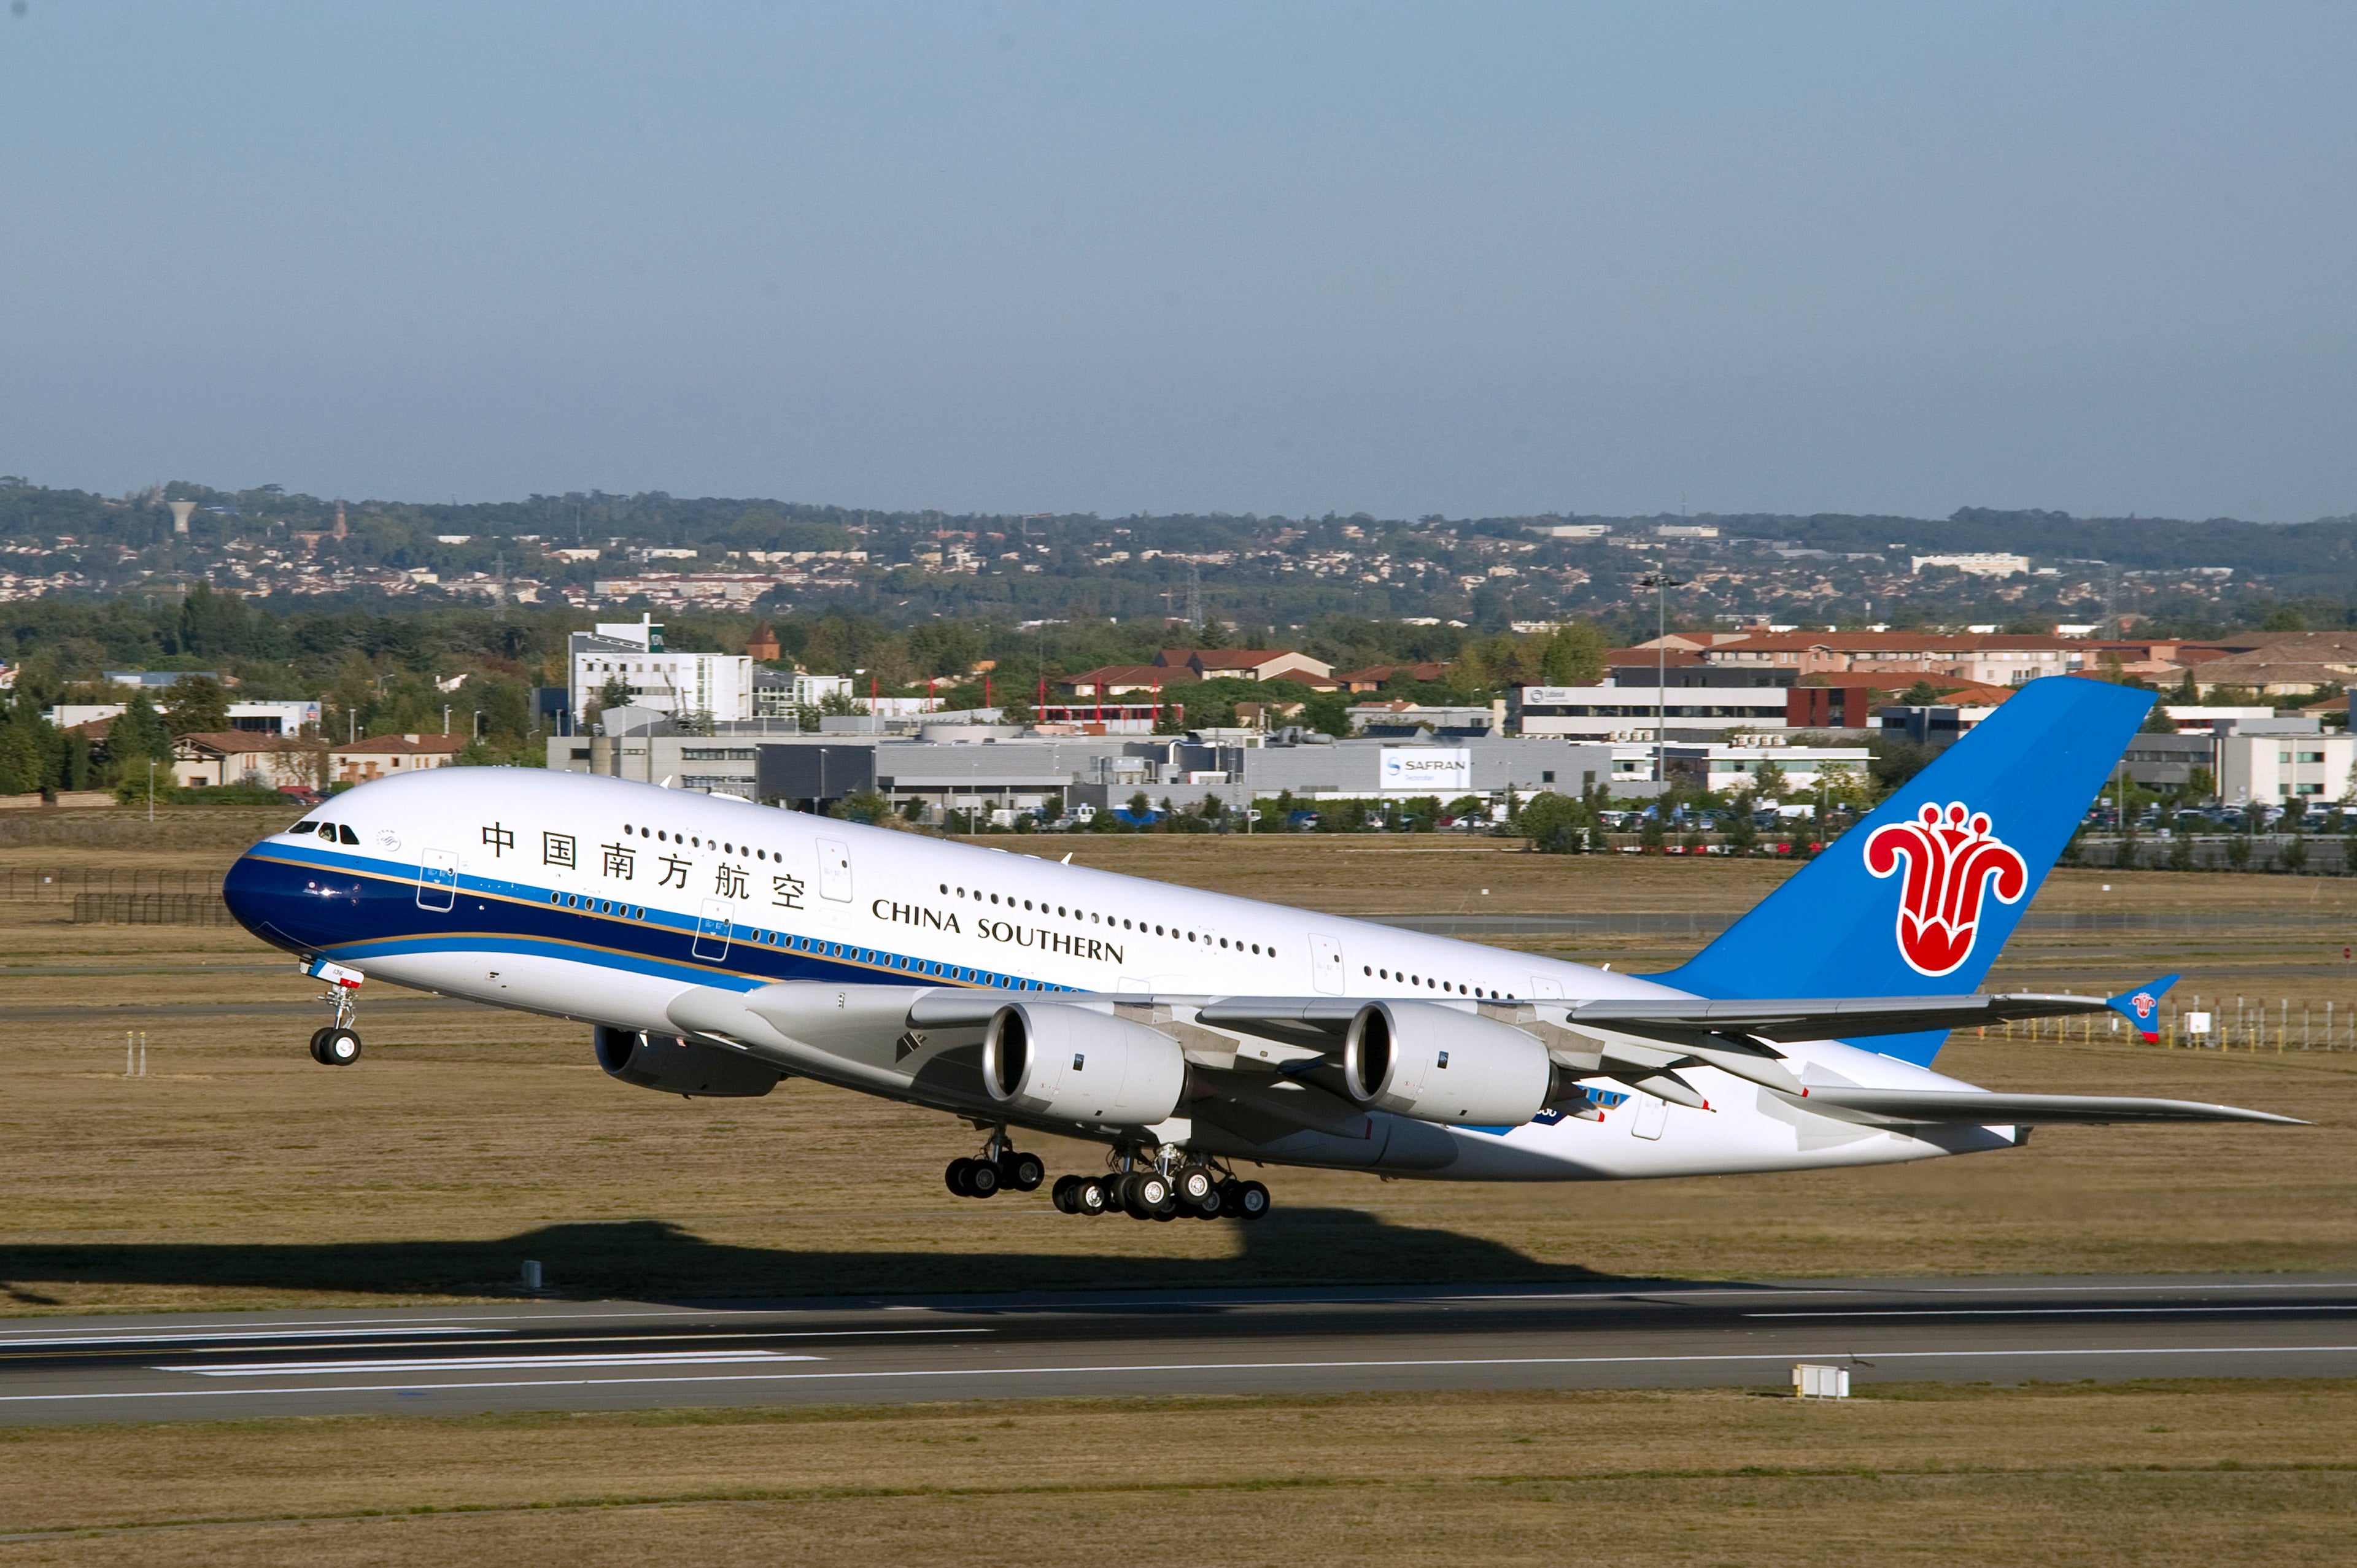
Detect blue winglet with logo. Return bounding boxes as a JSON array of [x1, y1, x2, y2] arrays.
[[2107, 973, 2179, 1043], [1652, 676, 2153, 1067]]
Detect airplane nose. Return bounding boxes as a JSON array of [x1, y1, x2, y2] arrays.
[[222, 846, 368, 955]]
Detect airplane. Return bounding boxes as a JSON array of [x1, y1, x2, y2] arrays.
[[221, 677, 2297, 1221]]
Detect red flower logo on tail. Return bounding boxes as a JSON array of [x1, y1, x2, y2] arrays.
[[1864, 802, 2030, 978]]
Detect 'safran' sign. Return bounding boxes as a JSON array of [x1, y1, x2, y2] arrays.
[[1379, 747, 1472, 793]]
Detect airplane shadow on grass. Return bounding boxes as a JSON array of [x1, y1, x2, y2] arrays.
[[0, 1208, 1637, 1306]]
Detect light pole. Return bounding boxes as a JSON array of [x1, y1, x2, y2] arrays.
[[146, 759, 155, 824], [1636, 571, 1688, 790], [443, 705, 452, 736]]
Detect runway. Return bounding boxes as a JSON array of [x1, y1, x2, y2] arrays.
[[3, 1274, 2355, 1424]]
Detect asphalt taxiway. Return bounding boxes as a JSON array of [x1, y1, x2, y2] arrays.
[[2, 1274, 2353, 1424]]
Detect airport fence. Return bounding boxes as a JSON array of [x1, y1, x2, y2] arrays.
[[1983, 994, 2356, 1052], [70, 892, 238, 926], [1, 868, 225, 903]]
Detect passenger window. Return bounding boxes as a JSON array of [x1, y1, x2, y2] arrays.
[[338, 825, 360, 846]]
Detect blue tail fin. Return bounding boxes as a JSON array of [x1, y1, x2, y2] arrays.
[[1654, 676, 2151, 1066]]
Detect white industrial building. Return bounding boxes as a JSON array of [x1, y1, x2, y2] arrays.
[[1911, 553, 2030, 577], [2215, 728, 2357, 806], [48, 698, 322, 735], [568, 614, 754, 725], [1509, 684, 1789, 740]]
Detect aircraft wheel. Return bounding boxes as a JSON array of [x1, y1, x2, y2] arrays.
[[1174, 1164, 1217, 1205], [1234, 1180, 1270, 1220], [1074, 1177, 1110, 1216], [317, 1028, 362, 1067], [1124, 1171, 1173, 1218], [1189, 1184, 1225, 1219], [945, 1157, 975, 1197], [1051, 1174, 1079, 1212], [966, 1159, 1001, 1198], [307, 1027, 332, 1064], [1002, 1151, 1046, 1192]]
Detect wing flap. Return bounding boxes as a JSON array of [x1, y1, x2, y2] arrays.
[[1782, 1088, 2305, 1127], [1573, 992, 2110, 1043]]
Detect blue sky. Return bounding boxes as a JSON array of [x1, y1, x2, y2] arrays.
[[2, 2, 2350, 519]]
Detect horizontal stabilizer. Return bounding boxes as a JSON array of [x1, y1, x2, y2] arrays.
[[1783, 1087, 2304, 1127], [2106, 973, 2180, 1043]]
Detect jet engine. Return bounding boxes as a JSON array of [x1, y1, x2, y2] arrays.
[[1340, 1000, 1560, 1126], [981, 1003, 1186, 1127], [595, 1026, 783, 1098]]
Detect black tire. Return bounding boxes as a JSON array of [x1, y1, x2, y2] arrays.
[[1236, 1180, 1270, 1219], [1134, 1172, 1174, 1215], [1051, 1174, 1078, 1212], [946, 1157, 974, 1197], [967, 1159, 1001, 1197], [1174, 1165, 1216, 1204], [1216, 1177, 1245, 1212], [319, 1028, 362, 1067], [307, 1027, 332, 1064], [1075, 1178, 1110, 1216], [1190, 1184, 1225, 1218], [1005, 1151, 1047, 1192]]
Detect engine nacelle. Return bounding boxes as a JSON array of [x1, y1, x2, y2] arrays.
[[1341, 1000, 1555, 1126], [595, 1026, 783, 1098], [981, 1003, 1186, 1127]]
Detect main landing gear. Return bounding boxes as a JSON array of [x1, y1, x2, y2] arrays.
[[944, 1129, 1047, 1199], [1050, 1154, 1269, 1223], [944, 1130, 1270, 1222], [304, 959, 364, 1067]]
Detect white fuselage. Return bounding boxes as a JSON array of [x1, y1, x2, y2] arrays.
[[225, 767, 2016, 1183]]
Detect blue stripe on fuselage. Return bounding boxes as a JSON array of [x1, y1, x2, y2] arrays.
[[223, 844, 1073, 996]]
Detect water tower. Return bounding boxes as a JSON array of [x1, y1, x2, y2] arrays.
[[168, 500, 196, 536]]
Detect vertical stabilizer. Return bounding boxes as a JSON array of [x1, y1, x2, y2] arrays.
[[1652, 676, 2151, 1065]]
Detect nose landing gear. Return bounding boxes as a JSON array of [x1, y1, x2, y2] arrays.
[[303, 959, 365, 1066]]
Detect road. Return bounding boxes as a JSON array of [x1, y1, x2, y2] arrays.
[[2, 1275, 2353, 1424]]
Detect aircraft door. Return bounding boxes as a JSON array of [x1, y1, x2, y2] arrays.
[[694, 897, 733, 962], [1309, 932, 1346, 995], [1528, 974, 1565, 999], [416, 848, 457, 913], [817, 838, 853, 903]]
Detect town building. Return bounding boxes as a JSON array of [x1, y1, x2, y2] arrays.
[[1655, 631, 2080, 687], [169, 732, 324, 791], [1153, 648, 1339, 687], [329, 733, 469, 786]]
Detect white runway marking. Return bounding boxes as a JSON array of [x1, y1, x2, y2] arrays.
[[161, 1351, 824, 1377], [1751, 1306, 2356, 1319], [0, 1340, 2335, 1404], [0, 1327, 481, 1349]]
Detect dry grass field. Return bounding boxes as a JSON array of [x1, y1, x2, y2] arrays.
[[0, 810, 2351, 1312], [5, 808, 2355, 1564], [0, 1381, 2352, 1564]]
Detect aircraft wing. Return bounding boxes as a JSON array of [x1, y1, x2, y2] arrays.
[[1562, 992, 2111, 1045], [1776, 1088, 2307, 1127], [908, 989, 2113, 1050]]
